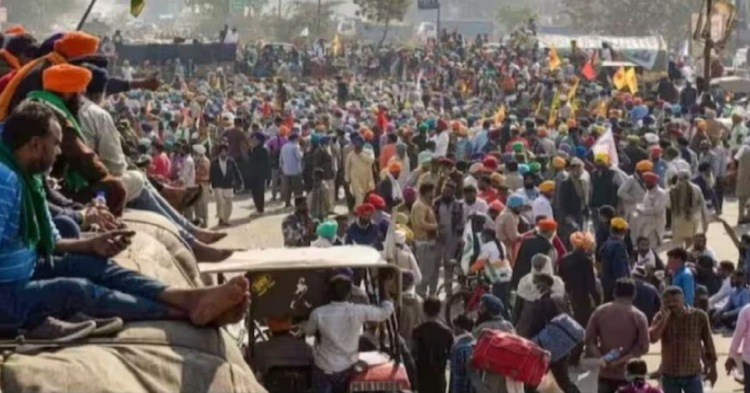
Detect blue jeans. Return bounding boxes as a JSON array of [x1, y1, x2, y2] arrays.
[[661, 375, 703, 393], [0, 254, 169, 332], [312, 366, 351, 393], [53, 216, 81, 239], [128, 183, 197, 246]]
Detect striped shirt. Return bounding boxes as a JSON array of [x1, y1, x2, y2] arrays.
[[0, 162, 60, 283]]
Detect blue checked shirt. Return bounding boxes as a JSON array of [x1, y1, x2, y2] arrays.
[[0, 162, 60, 283]]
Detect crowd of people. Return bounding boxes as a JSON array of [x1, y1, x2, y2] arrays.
[[1, 17, 750, 393]]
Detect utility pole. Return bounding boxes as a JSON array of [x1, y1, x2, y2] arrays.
[[703, 0, 713, 93], [317, 0, 321, 36]]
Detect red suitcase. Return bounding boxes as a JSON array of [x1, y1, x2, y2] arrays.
[[471, 330, 550, 385]]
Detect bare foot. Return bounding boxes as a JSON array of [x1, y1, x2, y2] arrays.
[[190, 276, 248, 326], [211, 294, 249, 326], [193, 228, 227, 244], [192, 241, 234, 262]]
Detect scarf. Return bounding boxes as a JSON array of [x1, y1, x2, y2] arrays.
[[26, 90, 88, 191], [0, 50, 21, 71], [0, 142, 55, 255], [669, 180, 694, 220], [0, 52, 66, 120], [387, 172, 402, 201]]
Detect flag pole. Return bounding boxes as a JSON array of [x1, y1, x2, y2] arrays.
[[76, 0, 99, 31]]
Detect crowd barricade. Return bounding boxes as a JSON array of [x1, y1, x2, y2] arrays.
[[117, 43, 237, 65]]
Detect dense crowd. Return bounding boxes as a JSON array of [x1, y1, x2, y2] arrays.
[[0, 19, 750, 393]]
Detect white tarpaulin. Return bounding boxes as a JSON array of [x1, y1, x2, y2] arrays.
[[536, 34, 667, 71]]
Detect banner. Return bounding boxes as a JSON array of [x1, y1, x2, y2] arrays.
[[418, 0, 440, 10]]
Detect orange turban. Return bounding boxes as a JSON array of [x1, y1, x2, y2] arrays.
[[696, 120, 708, 131], [636, 160, 653, 172], [363, 129, 374, 141], [388, 161, 402, 173], [279, 126, 290, 137], [552, 156, 566, 169], [538, 218, 558, 232], [53, 32, 100, 59], [566, 119, 577, 128], [43, 64, 92, 94], [570, 231, 594, 251], [4, 25, 26, 35]]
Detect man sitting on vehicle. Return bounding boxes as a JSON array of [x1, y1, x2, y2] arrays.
[[254, 316, 314, 388], [0, 101, 249, 337], [304, 274, 394, 393]]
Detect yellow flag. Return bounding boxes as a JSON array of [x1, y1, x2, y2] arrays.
[[332, 35, 342, 56], [568, 78, 580, 115], [548, 45, 561, 71], [494, 104, 506, 125], [131, 0, 145, 17], [548, 91, 560, 126], [625, 67, 638, 94], [597, 99, 609, 118], [613, 67, 627, 91]]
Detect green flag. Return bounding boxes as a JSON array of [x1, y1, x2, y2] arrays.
[[131, 0, 145, 17]]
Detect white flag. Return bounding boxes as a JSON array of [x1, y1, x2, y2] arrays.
[[459, 222, 474, 275], [300, 27, 310, 37], [592, 128, 619, 167]]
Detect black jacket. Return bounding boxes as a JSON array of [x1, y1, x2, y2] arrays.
[[246, 146, 271, 181], [210, 157, 243, 189], [590, 168, 618, 209]]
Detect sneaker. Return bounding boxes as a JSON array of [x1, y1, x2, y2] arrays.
[[68, 313, 124, 337], [26, 317, 96, 342]]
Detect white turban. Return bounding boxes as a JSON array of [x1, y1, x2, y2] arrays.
[[193, 144, 206, 155]]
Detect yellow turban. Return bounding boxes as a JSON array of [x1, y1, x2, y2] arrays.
[[42, 64, 92, 94], [594, 152, 610, 164], [636, 160, 653, 172], [611, 217, 629, 230], [53, 32, 100, 59], [570, 231, 595, 251], [539, 180, 556, 193]]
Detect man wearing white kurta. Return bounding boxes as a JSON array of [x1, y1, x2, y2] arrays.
[[632, 172, 668, 248]]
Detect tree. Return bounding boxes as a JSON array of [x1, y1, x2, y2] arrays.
[[561, 0, 702, 44], [495, 4, 536, 32], [353, 0, 410, 46]]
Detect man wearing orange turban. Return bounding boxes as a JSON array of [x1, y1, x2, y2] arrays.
[[619, 159, 654, 223], [378, 159, 403, 212], [511, 216, 560, 289], [631, 171, 667, 248], [29, 64, 127, 216]]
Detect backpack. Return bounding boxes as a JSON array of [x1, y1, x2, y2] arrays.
[[533, 313, 585, 362], [472, 330, 549, 385]]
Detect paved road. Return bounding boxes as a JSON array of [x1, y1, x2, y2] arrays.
[[206, 191, 745, 392]]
